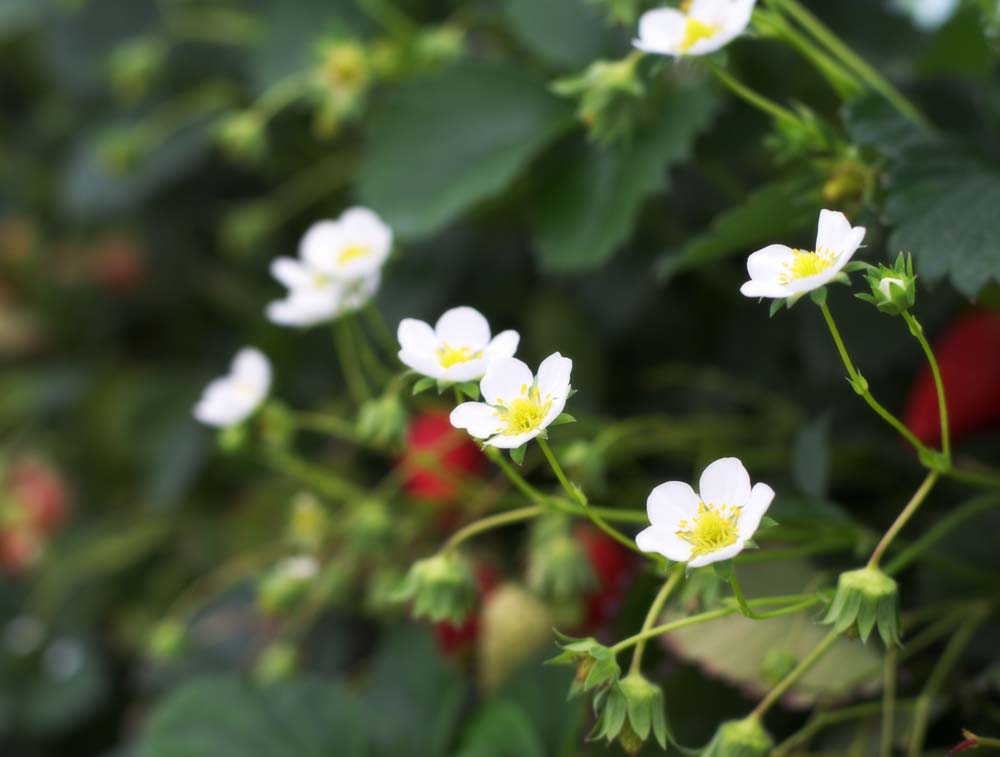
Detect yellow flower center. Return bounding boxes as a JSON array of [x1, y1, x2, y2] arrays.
[[778, 247, 836, 284], [496, 386, 551, 435], [676, 502, 741, 557], [681, 18, 720, 52], [311, 271, 331, 289], [437, 344, 482, 369], [338, 244, 371, 265]]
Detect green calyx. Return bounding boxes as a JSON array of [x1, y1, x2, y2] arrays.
[[823, 567, 901, 646], [702, 717, 774, 757], [587, 672, 669, 754], [394, 552, 476, 624], [548, 632, 620, 699], [855, 252, 917, 316]]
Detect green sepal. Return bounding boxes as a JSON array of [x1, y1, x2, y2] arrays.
[[412, 376, 436, 396], [809, 286, 828, 306], [760, 516, 779, 528], [712, 559, 734, 582], [550, 412, 577, 426], [456, 380, 480, 400], [509, 445, 527, 466], [768, 298, 785, 318]]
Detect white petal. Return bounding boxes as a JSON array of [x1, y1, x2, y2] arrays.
[[266, 291, 339, 327], [688, 540, 745, 568], [398, 350, 445, 380], [480, 358, 534, 406], [746, 244, 794, 283], [485, 429, 540, 449], [397, 318, 437, 356], [634, 8, 686, 55], [815, 209, 854, 255], [636, 525, 693, 562], [698, 457, 751, 507], [270, 257, 312, 290], [536, 352, 572, 402], [435, 306, 491, 349], [339, 271, 380, 311], [737, 482, 775, 541], [299, 220, 343, 273], [232, 348, 271, 394], [539, 394, 568, 431], [450, 402, 503, 439], [484, 330, 520, 361], [740, 279, 790, 299], [337, 207, 392, 277], [646, 481, 700, 527], [439, 358, 490, 383]]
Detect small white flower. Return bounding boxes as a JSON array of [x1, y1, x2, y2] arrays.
[[193, 348, 271, 428], [275, 556, 319, 581], [450, 353, 572, 449], [740, 209, 866, 299], [636, 457, 774, 567], [299, 207, 392, 280], [397, 306, 520, 383], [892, 0, 959, 30], [634, 0, 757, 58], [266, 256, 380, 328]]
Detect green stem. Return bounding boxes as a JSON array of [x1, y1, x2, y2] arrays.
[[730, 568, 820, 619], [945, 465, 1000, 489], [349, 314, 393, 386], [880, 646, 897, 757], [708, 62, 804, 126], [292, 411, 358, 442], [357, 0, 416, 39], [630, 567, 684, 674], [268, 451, 366, 502], [884, 493, 1000, 576], [364, 304, 400, 360], [902, 311, 950, 464], [610, 594, 818, 654], [769, 0, 930, 129], [774, 700, 918, 755], [254, 71, 310, 123], [333, 319, 370, 403], [441, 505, 544, 552], [485, 447, 548, 505], [537, 437, 643, 557], [908, 606, 991, 757], [867, 471, 938, 570], [819, 302, 931, 456], [965, 734, 1000, 749], [749, 628, 840, 720]]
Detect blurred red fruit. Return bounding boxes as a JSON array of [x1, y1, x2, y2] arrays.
[[95, 235, 146, 294], [434, 561, 498, 654], [401, 409, 485, 504], [0, 527, 42, 572], [8, 458, 69, 533], [904, 309, 1000, 446], [576, 524, 633, 629]]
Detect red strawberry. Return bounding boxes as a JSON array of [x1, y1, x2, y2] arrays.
[[401, 409, 485, 505], [8, 458, 68, 533], [0, 527, 42, 572], [576, 524, 634, 629], [904, 309, 1000, 446], [434, 561, 498, 654]]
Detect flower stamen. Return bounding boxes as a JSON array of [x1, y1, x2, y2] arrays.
[[436, 344, 483, 369], [338, 244, 371, 265], [778, 247, 837, 284], [676, 502, 741, 557], [681, 18, 720, 52]]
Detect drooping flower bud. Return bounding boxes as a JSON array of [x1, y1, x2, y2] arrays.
[[588, 673, 670, 755], [394, 552, 476, 624], [823, 567, 901, 646], [548, 632, 620, 699], [288, 493, 329, 552], [526, 514, 597, 603], [357, 391, 408, 449], [702, 716, 774, 757], [216, 111, 267, 164], [255, 642, 297, 683], [551, 54, 644, 143], [257, 556, 320, 615]]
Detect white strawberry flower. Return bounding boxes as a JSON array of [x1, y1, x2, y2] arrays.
[[740, 209, 866, 299], [634, 0, 757, 58], [636, 457, 774, 567], [266, 256, 380, 328], [397, 306, 520, 383], [450, 353, 572, 449], [193, 348, 271, 428], [299, 207, 392, 280]]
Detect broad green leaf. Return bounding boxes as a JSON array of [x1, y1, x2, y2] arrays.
[[656, 176, 822, 280], [136, 675, 366, 757], [502, 0, 621, 70], [456, 701, 546, 757], [359, 62, 573, 238], [360, 625, 463, 757], [531, 85, 720, 272], [496, 654, 585, 757]]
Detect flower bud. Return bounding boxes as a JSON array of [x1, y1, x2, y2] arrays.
[[395, 552, 476, 624], [588, 673, 669, 755], [108, 36, 166, 103], [255, 642, 297, 683], [702, 717, 774, 757], [217, 423, 249, 454], [257, 556, 319, 615], [343, 499, 394, 555], [216, 111, 267, 164], [99, 128, 146, 175], [259, 401, 295, 453], [856, 253, 917, 316], [551, 54, 643, 143], [413, 25, 465, 67], [147, 619, 185, 661], [823, 567, 901, 646], [548, 633, 620, 698], [760, 648, 798, 686], [526, 515, 597, 603], [356, 392, 408, 449], [288, 493, 329, 552]]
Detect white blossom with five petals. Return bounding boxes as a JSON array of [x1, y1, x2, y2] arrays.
[[636, 457, 774, 567], [740, 209, 866, 300], [634, 0, 757, 58], [397, 306, 520, 383], [193, 348, 271, 428], [299, 207, 392, 280], [450, 353, 572, 449]]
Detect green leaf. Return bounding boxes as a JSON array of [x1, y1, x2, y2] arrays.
[[531, 85, 720, 271], [550, 412, 576, 426], [510, 445, 527, 466], [136, 675, 366, 757], [655, 176, 822, 280], [412, 376, 436, 395], [456, 701, 545, 757], [360, 62, 572, 239], [502, 0, 621, 70]]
